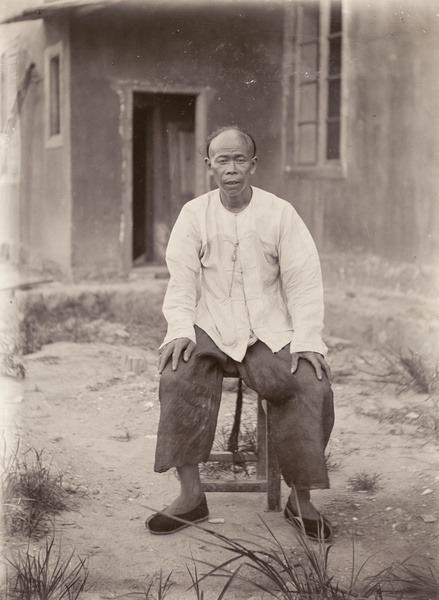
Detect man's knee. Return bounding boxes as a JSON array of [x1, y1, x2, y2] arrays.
[[159, 357, 224, 411], [158, 361, 181, 395], [294, 358, 331, 396]]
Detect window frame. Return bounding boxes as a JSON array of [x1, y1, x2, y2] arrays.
[[0, 44, 21, 184], [45, 42, 63, 148], [285, 0, 347, 179]]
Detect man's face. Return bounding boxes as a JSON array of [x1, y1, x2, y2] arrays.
[[204, 130, 257, 200]]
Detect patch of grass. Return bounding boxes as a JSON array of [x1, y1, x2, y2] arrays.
[[201, 419, 258, 480], [358, 400, 439, 442], [1, 441, 70, 537], [194, 521, 438, 599], [18, 294, 115, 354], [187, 559, 242, 600], [381, 561, 439, 599], [348, 471, 381, 493], [87, 376, 122, 392], [212, 420, 257, 456], [114, 295, 167, 352], [17, 291, 167, 355], [397, 350, 438, 395], [325, 450, 341, 471], [1, 537, 89, 600], [363, 541, 439, 599], [199, 461, 236, 480], [189, 516, 364, 599], [122, 571, 173, 599], [0, 337, 26, 380], [359, 347, 438, 395], [201, 391, 258, 480], [141, 501, 438, 599], [110, 427, 134, 443]]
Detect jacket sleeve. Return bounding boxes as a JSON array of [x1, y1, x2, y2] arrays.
[[160, 203, 202, 348], [278, 203, 328, 357]]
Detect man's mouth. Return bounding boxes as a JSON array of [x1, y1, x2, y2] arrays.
[[225, 180, 240, 185]]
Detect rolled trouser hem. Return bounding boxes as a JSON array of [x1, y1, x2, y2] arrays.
[[154, 466, 172, 473], [290, 482, 331, 491], [154, 451, 212, 473], [282, 469, 330, 490]]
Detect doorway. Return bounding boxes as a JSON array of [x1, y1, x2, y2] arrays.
[[132, 92, 196, 264]]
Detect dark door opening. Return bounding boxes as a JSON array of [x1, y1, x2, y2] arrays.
[[132, 92, 196, 265]]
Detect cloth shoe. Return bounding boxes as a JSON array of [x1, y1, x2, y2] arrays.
[[284, 496, 333, 542], [146, 494, 209, 535]]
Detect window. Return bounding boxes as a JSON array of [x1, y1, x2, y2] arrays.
[[296, 2, 320, 165], [45, 43, 63, 146], [285, 0, 345, 177], [49, 55, 61, 137], [327, 1, 342, 160]]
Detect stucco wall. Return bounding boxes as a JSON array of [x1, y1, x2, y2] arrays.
[[0, 15, 73, 277], [69, 3, 285, 278], [287, 0, 439, 264]]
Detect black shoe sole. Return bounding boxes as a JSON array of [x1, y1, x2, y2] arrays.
[[146, 513, 209, 535]]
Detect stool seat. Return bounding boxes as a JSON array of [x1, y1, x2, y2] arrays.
[[201, 378, 282, 511]]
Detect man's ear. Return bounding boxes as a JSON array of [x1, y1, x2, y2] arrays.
[[204, 157, 212, 172], [251, 156, 258, 174]]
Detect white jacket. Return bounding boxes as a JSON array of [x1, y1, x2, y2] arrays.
[[161, 186, 327, 362]]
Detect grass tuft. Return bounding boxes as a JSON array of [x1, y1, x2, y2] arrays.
[[359, 347, 438, 396], [1, 440, 70, 537], [383, 561, 439, 599], [362, 538, 439, 599], [325, 449, 341, 471], [122, 571, 173, 599], [348, 472, 381, 493], [396, 350, 438, 395], [1, 537, 89, 600], [0, 338, 26, 380], [162, 493, 360, 600]]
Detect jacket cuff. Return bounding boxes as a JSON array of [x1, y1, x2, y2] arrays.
[[159, 326, 197, 350], [290, 338, 328, 358]]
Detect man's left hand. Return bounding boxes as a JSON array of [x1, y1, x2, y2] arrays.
[[291, 351, 331, 383]]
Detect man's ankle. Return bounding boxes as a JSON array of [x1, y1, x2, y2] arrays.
[[288, 490, 319, 519]]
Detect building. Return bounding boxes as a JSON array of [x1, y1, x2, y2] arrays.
[[1, 0, 438, 280]]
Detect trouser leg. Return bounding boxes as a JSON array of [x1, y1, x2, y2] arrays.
[[237, 342, 334, 490], [154, 328, 229, 473]]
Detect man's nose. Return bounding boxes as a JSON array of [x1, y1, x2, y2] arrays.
[[226, 161, 238, 173]]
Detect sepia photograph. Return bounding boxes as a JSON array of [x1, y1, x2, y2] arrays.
[[0, 0, 438, 598]]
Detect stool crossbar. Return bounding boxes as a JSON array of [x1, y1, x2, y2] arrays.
[[201, 383, 282, 511]]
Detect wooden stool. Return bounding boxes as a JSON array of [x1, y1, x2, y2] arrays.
[[201, 380, 282, 511]]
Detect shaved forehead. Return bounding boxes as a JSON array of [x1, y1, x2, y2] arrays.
[[206, 127, 256, 158]]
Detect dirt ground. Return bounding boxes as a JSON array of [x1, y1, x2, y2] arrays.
[[1, 283, 439, 599]]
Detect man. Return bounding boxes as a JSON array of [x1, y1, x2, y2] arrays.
[[146, 126, 334, 540]]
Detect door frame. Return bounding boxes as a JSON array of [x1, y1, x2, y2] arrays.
[[115, 81, 214, 276]]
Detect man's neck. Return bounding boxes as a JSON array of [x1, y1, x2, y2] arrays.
[[219, 188, 253, 213]]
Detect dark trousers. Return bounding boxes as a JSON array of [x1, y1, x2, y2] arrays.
[[154, 327, 334, 490]]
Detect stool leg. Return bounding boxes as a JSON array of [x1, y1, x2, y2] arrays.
[[265, 400, 282, 511], [256, 396, 267, 480]]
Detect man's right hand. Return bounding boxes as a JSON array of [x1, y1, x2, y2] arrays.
[[158, 338, 196, 374]]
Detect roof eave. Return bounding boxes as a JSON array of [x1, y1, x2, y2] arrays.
[[1, 0, 120, 24]]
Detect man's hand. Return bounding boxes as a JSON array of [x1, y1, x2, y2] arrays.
[[158, 338, 196, 374], [291, 351, 331, 383]]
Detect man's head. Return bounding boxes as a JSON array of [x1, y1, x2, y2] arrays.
[[204, 126, 258, 206], [205, 126, 257, 159]]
